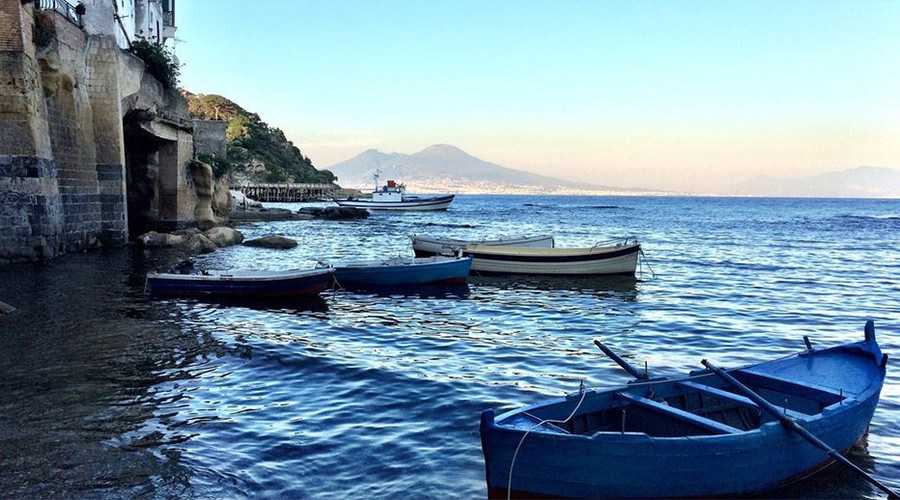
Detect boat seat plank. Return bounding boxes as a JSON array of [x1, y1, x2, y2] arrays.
[[735, 369, 848, 405], [678, 380, 808, 420], [520, 412, 571, 434], [678, 381, 759, 408], [616, 392, 742, 435]]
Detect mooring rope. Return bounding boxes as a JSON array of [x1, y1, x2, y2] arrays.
[[638, 247, 656, 279], [506, 382, 588, 500]]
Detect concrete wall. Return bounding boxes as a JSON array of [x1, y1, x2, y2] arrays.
[[193, 120, 227, 158]]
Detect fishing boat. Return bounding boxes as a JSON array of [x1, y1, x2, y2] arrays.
[[410, 234, 555, 257], [333, 172, 454, 211], [146, 267, 334, 297], [480, 321, 892, 499], [464, 239, 640, 276], [329, 255, 472, 286]]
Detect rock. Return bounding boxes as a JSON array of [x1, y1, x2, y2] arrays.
[[212, 178, 233, 217], [243, 235, 298, 249], [230, 190, 263, 210], [138, 231, 185, 247], [172, 228, 202, 238], [184, 234, 218, 254], [204, 226, 244, 247], [190, 161, 216, 229], [229, 207, 305, 222], [297, 206, 369, 220]]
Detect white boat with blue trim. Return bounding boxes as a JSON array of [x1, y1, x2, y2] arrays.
[[464, 239, 641, 276], [411, 234, 555, 257], [334, 172, 454, 211]]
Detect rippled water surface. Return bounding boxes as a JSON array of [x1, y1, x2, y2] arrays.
[[1, 195, 898, 498]]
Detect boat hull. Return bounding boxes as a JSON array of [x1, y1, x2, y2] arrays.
[[465, 243, 640, 276], [480, 329, 887, 498], [411, 234, 555, 257], [333, 256, 472, 285], [334, 194, 454, 211], [146, 268, 334, 297]]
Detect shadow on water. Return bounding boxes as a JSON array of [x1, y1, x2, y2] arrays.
[[0, 248, 237, 498]]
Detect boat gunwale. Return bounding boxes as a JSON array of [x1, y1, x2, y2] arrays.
[[146, 267, 334, 283], [489, 339, 885, 442], [465, 242, 640, 258]]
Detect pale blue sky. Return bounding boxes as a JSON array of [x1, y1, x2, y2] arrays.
[[175, 1, 899, 191]]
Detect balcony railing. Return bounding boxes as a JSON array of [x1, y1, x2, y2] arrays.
[[35, 0, 83, 28], [163, 11, 175, 28]]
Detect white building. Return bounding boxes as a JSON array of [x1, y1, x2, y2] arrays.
[[109, 0, 177, 50]]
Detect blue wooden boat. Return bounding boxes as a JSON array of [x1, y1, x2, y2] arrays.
[[480, 321, 890, 499], [330, 255, 472, 286], [146, 267, 334, 297]]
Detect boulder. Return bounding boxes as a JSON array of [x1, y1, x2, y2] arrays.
[[243, 235, 298, 249], [230, 189, 263, 210], [204, 226, 244, 247], [297, 206, 369, 220], [138, 231, 185, 248], [185, 234, 218, 254], [190, 161, 216, 230]]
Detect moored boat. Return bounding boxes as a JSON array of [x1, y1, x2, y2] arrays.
[[146, 267, 334, 297], [333, 173, 454, 211], [330, 255, 472, 286], [480, 321, 890, 499], [411, 234, 555, 257], [465, 239, 640, 276]]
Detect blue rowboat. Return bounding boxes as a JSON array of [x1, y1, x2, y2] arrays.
[[331, 255, 472, 286], [480, 321, 889, 499], [146, 267, 334, 297]]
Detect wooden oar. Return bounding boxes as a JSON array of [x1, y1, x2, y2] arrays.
[[594, 340, 648, 380], [701, 359, 899, 499]]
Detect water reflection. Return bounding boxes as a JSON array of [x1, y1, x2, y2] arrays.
[[152, 294, 330, 315], [470, 274, 639, 294], [334, 283, 471, 299]]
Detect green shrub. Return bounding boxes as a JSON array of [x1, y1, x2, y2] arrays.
[[198, 153, 232, 180], [130, 37, 179, 89], [33, 12, 55, 48]]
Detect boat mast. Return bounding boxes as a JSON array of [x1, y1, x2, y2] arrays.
[[372, 169, 382, 192]]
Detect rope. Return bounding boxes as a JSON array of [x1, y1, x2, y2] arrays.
[[638, 247, 656, 279], [506, 383, 588, 500]]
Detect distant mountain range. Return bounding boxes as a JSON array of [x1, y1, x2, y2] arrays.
[[726, 166, 900, 198], [325, 144, 899, 198], [325, 144, 654, 195]]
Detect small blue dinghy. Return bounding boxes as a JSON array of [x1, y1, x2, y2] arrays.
[[330, 255, 472, 286], [480, 321, 893, 499]]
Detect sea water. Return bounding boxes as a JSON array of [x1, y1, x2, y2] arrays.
[[0, 195, 898, 498]]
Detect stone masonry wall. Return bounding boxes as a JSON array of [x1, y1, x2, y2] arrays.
[[43, 12, 105, 253], [1, 0, 201, 263], [1, 2, 64, 262]]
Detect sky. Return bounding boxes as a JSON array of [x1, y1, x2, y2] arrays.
[[175, 1, 900, 192]]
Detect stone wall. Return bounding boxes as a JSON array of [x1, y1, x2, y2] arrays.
[[1, 0, 203, 264]]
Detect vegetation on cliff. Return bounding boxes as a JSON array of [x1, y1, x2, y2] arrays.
[[184, 92, 336, 184], [131, 37, 180, 90]]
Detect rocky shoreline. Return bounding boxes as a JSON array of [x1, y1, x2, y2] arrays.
[[137, 205, 369, 255]]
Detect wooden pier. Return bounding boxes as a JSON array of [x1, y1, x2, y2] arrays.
[[232, 183, 338, 202]]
